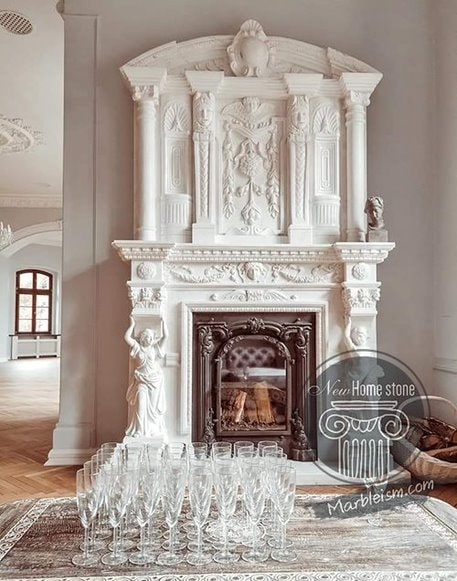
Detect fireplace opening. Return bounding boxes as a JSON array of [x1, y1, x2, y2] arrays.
[[192, 311, 317, 460]]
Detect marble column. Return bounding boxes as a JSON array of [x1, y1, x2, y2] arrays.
[[133, 85, 159, 241], [344, 90, 370, 243]]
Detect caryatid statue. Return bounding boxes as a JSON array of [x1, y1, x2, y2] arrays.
[[124, 315, 168, 439]]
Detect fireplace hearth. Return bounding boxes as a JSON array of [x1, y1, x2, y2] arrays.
[[193, 312, 316, 458]]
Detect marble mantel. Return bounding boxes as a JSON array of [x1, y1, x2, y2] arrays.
[[111, 20, 395, 473]]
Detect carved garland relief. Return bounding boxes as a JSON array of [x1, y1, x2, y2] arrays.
[[165, 262, 342, 284], [221, 97, 282, 235]]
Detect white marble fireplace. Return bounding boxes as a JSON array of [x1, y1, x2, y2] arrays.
[[113, 20, 395, 476]]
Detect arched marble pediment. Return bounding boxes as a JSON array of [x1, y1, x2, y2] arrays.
[[122, 20, 380, 79]]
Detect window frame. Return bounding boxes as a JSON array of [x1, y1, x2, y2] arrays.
[[15, 269, 53, 335]]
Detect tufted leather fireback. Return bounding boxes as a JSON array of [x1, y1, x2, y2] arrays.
[[226, 345, 277, 369]]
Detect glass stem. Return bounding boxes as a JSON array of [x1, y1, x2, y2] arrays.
[[281, 521, 286, 551], [119, 518, 124, 550], [113, 526, 118, 559], [83, 525, 89, 559], [140, 525, 145, 558], [252, 517, 257, 555], [170, 523, 176, 558], [223, 518, 228, 556], [196, 524, 202, 559], [90, 519, 96, 550]]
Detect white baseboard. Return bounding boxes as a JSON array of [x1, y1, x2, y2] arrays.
[[0, 357, 8, 363], [45, 448, 96, 466]]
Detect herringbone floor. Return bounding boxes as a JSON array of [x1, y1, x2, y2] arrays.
[[0, 359, 77, 503], [0, 359, 456, 507]]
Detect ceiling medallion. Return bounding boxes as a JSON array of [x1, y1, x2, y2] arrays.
[[0, 115, 42, 154]]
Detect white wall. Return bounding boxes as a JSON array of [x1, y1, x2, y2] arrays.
[[0, 243, 62, 361], [432, 1, 457, 402], [56, 0, 436, 458], [0, 208, 62, 231]]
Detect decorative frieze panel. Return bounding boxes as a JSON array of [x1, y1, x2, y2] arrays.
[[210, 289, 294, 302], [342, 286, 380, 314], [128, 284, 166, 312], [220, 97, 284, 236], [165, 261, 342, 285]]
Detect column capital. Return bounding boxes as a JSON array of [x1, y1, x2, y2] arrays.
[[132, 85, 159, 103], [339, 72, 383, 105], [121, 65, 167, 99]]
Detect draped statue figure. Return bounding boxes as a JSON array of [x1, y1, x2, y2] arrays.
[[124, 315, 168, 439]]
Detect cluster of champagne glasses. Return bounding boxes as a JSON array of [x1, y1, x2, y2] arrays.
[[73, 439, 297, 569]]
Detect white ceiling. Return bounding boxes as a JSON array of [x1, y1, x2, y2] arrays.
[[0, 0, 63, 208]]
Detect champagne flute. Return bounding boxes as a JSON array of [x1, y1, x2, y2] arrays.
[[72, 469, 99, 567], [187, 466, 213, 565], [129, 470, 154, 565], [270, 466, 297, 563], [213, 459, 239, 564], [157, 458, 187, 566], [101, 471, 130, 565], [241, 457, 268, 563]]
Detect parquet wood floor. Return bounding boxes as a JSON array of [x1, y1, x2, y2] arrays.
[[0, 359, 77, 503], [0, 359, 455, 508]]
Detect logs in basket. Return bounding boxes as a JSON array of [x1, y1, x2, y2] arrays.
[[392, 395, 457, 484]]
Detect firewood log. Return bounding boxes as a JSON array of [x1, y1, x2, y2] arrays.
[[426, 445, 457, 463], [253, 382, 275, 424], [419, 433, 447, 451], [425, 417, 457, 446]]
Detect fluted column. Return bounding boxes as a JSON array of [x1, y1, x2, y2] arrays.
[[344, 91, 370, 242], [132, 85, 159, 241], [340, 73, 382, 242]]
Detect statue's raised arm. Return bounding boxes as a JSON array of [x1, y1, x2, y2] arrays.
[[155, 318, 168, 359], [124, 315, 137, 349]]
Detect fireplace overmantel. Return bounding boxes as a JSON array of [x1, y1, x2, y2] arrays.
[[113, 20, 396, 459]]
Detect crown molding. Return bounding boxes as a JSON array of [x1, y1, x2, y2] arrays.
[[0, 194, 62, 208]]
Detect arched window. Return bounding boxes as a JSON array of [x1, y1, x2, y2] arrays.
[[15, 269, 53, 334]]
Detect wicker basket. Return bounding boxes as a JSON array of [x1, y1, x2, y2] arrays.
[[392, 395, 457, 484]]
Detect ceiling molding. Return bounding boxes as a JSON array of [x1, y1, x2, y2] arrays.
[[0, 220, 62, 257], [0, 194, 62, 208]]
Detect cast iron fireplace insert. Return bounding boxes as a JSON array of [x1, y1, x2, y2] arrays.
[[192, 311, 317, 459]]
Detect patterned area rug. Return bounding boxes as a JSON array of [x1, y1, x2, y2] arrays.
[[0, 494, 457, 580]]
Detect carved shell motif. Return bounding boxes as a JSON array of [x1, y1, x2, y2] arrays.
[[163, 103, 191, 134], [227, 20, 275, 77], [312, 106, 340, 136]]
